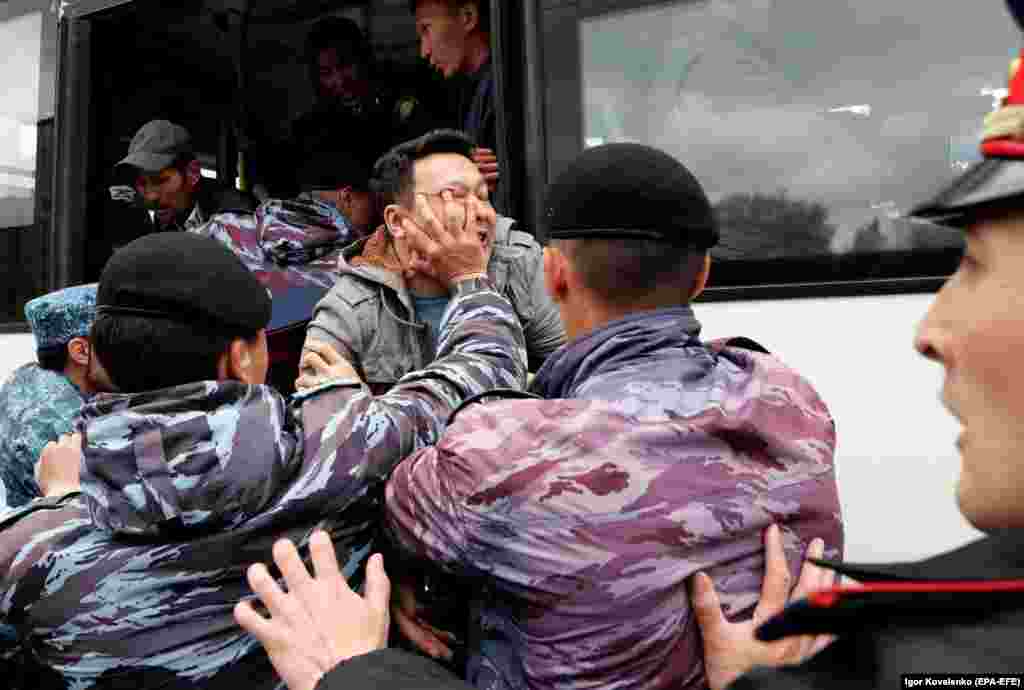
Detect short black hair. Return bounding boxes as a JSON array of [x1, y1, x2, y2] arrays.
[[552, 238, 707, 308], [371, 129, 475, 206], [37, 345, 69, 373], [306, 16, 372, 87], [409, 0, 490, 34], [91, 315, 258, 394]]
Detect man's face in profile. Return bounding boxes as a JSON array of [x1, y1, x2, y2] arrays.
[[414, 1, 471, 79], [915, 210, 1024, 530]]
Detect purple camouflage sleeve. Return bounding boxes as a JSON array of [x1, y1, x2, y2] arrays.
[[291, 277, 528, 489]]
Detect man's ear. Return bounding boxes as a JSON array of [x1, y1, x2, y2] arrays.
[[383, 204, 406, 235], [220, 338, 256, 385], [459, 0, 480, 32], [67, 337, 90, 367], [543, 245, 569, 303], [688, 253, 711, 301], [185, 159, 202, 190], [339, 186, 354, 213]]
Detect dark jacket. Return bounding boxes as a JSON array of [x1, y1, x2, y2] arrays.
[[735, 532, 1024, 690], [316, 650, 473, 690], [0, 278, 526, 690], [386, 307, 844, 690]]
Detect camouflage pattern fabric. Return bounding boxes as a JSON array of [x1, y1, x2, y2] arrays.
[[385, 306, 844, 690], [0, 364, 85, 509], [0, 278, 526, 690], [24, 285, 97, 351], [192, 195, 352, 292]]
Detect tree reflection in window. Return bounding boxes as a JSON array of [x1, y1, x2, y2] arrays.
[[580, 0, 1006, 261]]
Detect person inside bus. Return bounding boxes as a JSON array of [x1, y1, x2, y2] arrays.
[[117, 119, 257, 233], [0, 285, 97, 511], [683, 30, 1024, 690], [410, 0, 500, 194], [0, 221, 524, 688], [270, 141, 842, 690], [291, 16, 446, 168], [301, 130, 564, 395]]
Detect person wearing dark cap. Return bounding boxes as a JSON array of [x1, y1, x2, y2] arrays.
[[303, 129, 564, 395], [279, 142, 841, 690], [0, 285, 98, 510], [115, 119, 256, 234], [687, 3, 1024, 688], [0, 222, 526, 687]]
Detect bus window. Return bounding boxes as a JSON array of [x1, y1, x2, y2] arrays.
[[0, 0, 58, 325], [538, 0, 1010, 296]]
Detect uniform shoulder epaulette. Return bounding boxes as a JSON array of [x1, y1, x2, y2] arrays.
[[0, 492, 81, 533]]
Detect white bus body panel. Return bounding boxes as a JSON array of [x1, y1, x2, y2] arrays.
[[0, 292, 982, 562]]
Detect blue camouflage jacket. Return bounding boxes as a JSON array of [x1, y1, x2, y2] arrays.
[[385, 306, 844, 690], [0, 364, 85, 509], [0, 278, 526, 689]]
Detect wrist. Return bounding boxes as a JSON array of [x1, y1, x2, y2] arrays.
[[447, 274, 493, 296], [42, 481, 80, 498]]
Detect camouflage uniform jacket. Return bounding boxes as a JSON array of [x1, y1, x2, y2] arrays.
[[0, 278, 526, 690], [306, 217, 565, 390], [385, 306, 844, 690], [192, 194, 354, 291], [0, 364, 85, 509]]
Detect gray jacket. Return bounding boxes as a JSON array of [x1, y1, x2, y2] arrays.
[[306, 217, 564, 389]]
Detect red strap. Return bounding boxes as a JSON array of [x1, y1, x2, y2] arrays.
[[808, 580, 1024, 607]]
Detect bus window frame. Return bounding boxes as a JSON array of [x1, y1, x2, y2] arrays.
[[528, 0, 966, 301]]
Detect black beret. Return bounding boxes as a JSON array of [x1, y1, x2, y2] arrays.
[[97, 233, 272, 334], [546, 143, 718, 249]]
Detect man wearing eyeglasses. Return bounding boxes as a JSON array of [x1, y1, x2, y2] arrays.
[[301, 129, 564, 394]]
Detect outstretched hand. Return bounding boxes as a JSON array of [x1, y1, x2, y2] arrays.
[[36, 433, 83, 497], [296, 341, 362, 391], [234, 531, 391, 690], [689, 525, 837, 690]]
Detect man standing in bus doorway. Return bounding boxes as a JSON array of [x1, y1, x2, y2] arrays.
[[116, 119, 256, 234], [410, 0, 500, 196], [0, 285, 97, 510]]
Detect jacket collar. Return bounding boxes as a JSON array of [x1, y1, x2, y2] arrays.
[[814, 530, 1024, 582], [756, 532, 1024, 641], [530, 306, 702, 399]]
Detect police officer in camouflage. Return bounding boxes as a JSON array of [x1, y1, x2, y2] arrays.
[[248, 143, 844, 690], [0, 217, 524, 687], [0, 285, 97, 510]]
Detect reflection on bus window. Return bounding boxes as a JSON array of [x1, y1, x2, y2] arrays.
[[580, 0, 1012, 262], [0, 7, 44, 229], [0, 0, 56, 323]]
